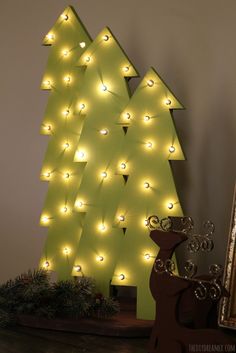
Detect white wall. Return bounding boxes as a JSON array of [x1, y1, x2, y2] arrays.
[[0, 0, 235, 282]]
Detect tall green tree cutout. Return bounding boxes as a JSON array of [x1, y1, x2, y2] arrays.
[[111, 68, 185, 319], [71, 28, 139, 295], [39, 6, 92, 278]]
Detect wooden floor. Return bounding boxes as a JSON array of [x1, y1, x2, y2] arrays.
[[0, 327, 148, 353]]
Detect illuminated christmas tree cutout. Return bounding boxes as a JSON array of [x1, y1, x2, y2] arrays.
[[71, 28, 138, 295], [39, 6, 92, 278], [111, 67, 185, 319]]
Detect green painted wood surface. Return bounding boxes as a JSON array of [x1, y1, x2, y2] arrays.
[[39, 6, 92, 278], [39, 6, 184, 320]]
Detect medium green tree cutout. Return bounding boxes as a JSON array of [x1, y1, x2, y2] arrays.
[[111, 68, 184, 319], [71, 28, 138, 295], [39, 6, 92, 278]]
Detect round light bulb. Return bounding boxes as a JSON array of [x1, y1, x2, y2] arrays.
[[169, 145, 175, 153], [77, 151, 85, 159], [44, 80, 51, 87], [123, 66, 130, 73], [62, 14, 69, 21], [118, 215, 125, 221], [61, 206, 68, 213], [119, 274, 125, 281], [144, 115, 151, 122], [44, 171, 51, 178], [144, 182, 150, 189], [62, 49, 69, 57], [100, 129, 108, 135], [46, 33, 54, 41], [76, 201, 84, 208], [144, 219, 149, 226], [101, 84, 108, 92], [43, 261, 50, 268], [146, 141, 153, 149], [101, 171, 107, 178], [44, 124, 52, 131], [85, 56, 91, 63], [80, 42, 86, 48], [64, 172, 70, 179], [165, 98, 172, 106], [79, 103, 86, 110], [63, 142, 70, 149], [74, 265, 82, 272], [63, 109, 70, 117], [98, 224, 106, 232], [63, 247, 70, 255], [64, 76, 71, 84], [97, 255, 104, 261], [147, 79, 154, 87], [42, 216, 49, 223], [103, 34, 110, 41], [144, 253, 151, 260], [120, 162, 126, 170], [124, 112, 131, 120], [168, 202, 174, 209]]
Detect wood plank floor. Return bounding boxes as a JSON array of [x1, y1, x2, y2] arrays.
[[0, 328, 148, 353]]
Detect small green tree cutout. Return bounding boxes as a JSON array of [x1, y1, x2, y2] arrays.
[[71, 28, 138, 295], [39, 6, 92, 278], [111, 68, 185, 319]]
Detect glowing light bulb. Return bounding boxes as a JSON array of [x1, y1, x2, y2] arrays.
[[62, 49, 69, 57], [120, 162, 126, 170], [147, 79, 154, 87], [76, 200, 84, 208], [77, 151, 85, 160], [144, 253, 151, 260], [123, 66, 130, 73], [80, 42, 86, 48], [46, 33, 54, 41], [144, 219, 149, 226], [85, 56, 91, 63], [168, 202, 174, 209], [41, 216, 50, 224], [119, 274, 125, 281], [44, 171, 51, 178], [62, 14, 69, 21], [144, 182, 150, 189], [100, 84, 108, 92], [124, 112, 131, 120], [61, 206, 68, 213], [63, 109, 70, 117], [146, 141, 153, 149], [169, 145, 175, 153], [144, 115, 151, 122], [63, 247, 71, 255], [100, 129, 108, 135], [74, 265, 82, 272], [98, 223, 106, 232], [44, 80, 51, 87], [97, 255, 104, 262], [44, 124, 52, 132], [63, 172, 70, 179], [101, 171, 108, 178], [64, 75, 71, 84], [63, 142, 70, 149], [79, 103, 86, 110], [43, 261, 50, 269], [118, 215, 125, 222], [165, 98, 172, 105], [103, 34, 110, 41]]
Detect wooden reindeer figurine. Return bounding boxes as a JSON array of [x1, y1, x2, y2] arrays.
[[148, 228, 234, 353]]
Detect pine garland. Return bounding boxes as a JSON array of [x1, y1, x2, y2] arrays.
[[0, 269, 119, 327]]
